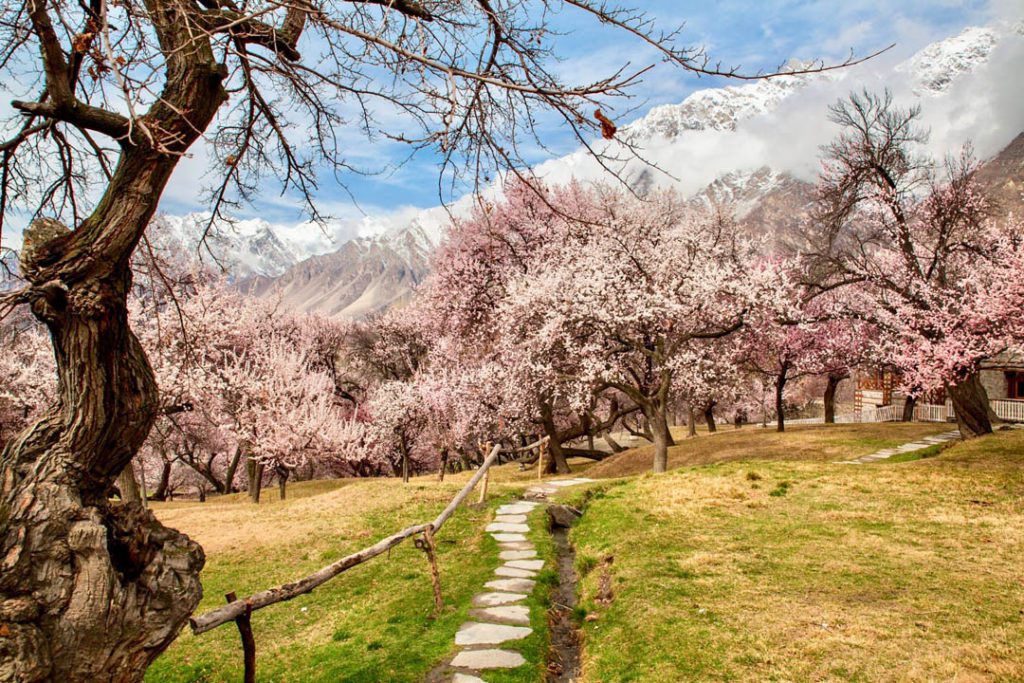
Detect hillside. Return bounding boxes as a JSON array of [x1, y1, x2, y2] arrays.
[[147, 425, 1024, 681]]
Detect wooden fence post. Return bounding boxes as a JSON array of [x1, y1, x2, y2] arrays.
[[537, 441, 546, 480], [477, 442, 492, 504], [225, 592, 256, 683], [415, 527, 444, 616]]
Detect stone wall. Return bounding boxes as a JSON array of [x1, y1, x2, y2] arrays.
[[981, 369, 1008, 400]]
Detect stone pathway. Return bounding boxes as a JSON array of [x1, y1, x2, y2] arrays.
[[835, 430, 960, 464], [442, 478, 593, 682]]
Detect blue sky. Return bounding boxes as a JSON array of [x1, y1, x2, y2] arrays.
[[1, 0, 1015, 247], [161, 0, 1004, 227]]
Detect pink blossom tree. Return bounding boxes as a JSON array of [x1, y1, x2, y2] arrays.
[[809, 90, 1024, 437]]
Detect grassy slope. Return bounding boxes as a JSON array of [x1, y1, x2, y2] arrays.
[[147, 473, 552, 682], [586, 423, 952, 478], [566, 427, 1024, 682]]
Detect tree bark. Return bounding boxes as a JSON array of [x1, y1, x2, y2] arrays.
[[703, 402, 717, 433], [824, 373, 844, 424], [277, 468, 288, 501], [118, 461, 143, 504], [247, 458, 265, 504], [0, 231, 205, 682], [539, 404, 571, 475], [775, 364, 790, 433], [224, 445, 243, 494], [901, 395, 917, 422], [602, 431, 625, 453], [946, 372, 994, 438], [649, 406, 672, 473], [437, 448, 449, 482], [150, 461, 172, 502], [687, 406, 697, 438]]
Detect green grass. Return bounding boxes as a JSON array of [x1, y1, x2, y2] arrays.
[[565, 428, 1024, 682], [146, 479, 524, 682]]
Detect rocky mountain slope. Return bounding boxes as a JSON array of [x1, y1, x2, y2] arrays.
[[163, 21, 1023, 317]]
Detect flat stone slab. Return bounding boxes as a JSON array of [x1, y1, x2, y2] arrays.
[[547, 478, 594, 487], [495, 566, 537, 579], [486, 522, 531, 533], [453, 674, 486, 683], [450, 649, 526, 670], [485, 578, 536, 593], [491, 533, 528, 543], [499, 549, 537, 560], [473, 592, 527, 607], [494, 514, 528, 524], [468, 605, 530, 625], [506, 559, 544, 571], [456, 621, 532, 646], [496, 503, 537, 515], [498, 541, 535, 551]]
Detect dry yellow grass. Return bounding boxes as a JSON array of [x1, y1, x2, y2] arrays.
[[567, 428, 1024, 682], [586, 422, 952, 478]]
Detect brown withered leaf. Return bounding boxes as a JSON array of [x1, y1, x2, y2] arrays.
[[595, 109, 617, 140]]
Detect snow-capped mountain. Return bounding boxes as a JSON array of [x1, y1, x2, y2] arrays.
[[903, 26, 999, 94], [161, 21, 1023, 317], [625, 61, 823, 139]]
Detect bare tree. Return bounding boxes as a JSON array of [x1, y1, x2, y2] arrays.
[[0, 1, 875, 679]]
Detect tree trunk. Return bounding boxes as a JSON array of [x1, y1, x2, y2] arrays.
[[247, 458, 265, 504], [277, 469, 288, 501], [399, 433, 411, 483], [703, 402, 717, 433], [649, 407, 672, 473], [824, 373, 844, 424], [539, 404, 571, 474], [118, 461, 143, 504], [0, 234, 205, 681], [151, 461, 172, 502], [946, 372, 994, 438], [437, 448, 449, 482], [901, 395, 917, 422], [544, 437, 571, 475], [224, 445, 243, 493], [775, 364, 789, 433], [603, 431, 625, 453], [687, 406, 697, 438]]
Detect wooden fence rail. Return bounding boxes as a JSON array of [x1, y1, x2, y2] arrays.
[[190, 443, 503, 636]]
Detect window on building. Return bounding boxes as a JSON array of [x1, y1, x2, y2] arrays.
[[1007, 371, 1024, 400]]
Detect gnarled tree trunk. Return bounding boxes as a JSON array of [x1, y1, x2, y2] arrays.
[[0, 222, 204, 682], [947, 372, 994, 438]]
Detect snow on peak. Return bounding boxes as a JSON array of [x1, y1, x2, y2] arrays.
[[628, 68, 820, 140], [904, 26, 999, 94]]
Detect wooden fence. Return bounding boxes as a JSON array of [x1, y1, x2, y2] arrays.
[[189, 443, 504, 681], [992, 399, 1024, 423], [777, 400, 1024, 426]]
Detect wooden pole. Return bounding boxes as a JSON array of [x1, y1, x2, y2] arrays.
[[476, 442, 492, 504], [537, 441, 546, 480], [225, 592, 256, 683], [416, 528, 444, 616]]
